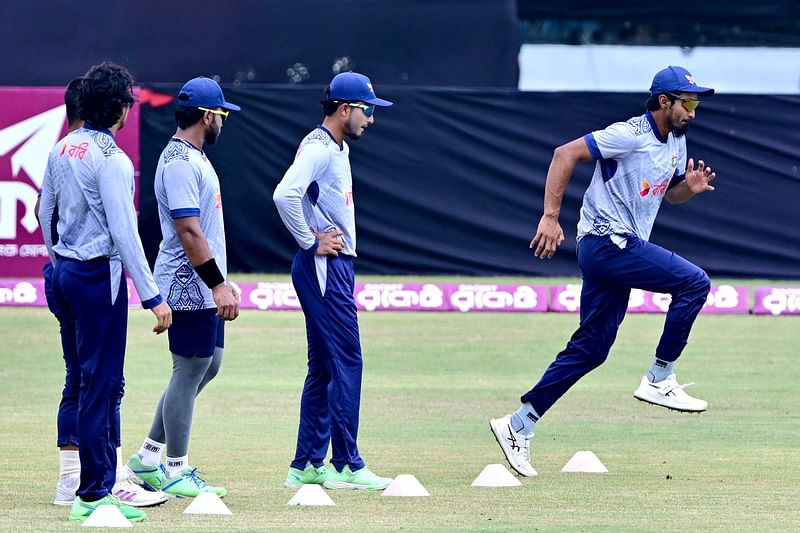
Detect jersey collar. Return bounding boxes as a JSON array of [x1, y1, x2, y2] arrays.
[[645, 112, 669, 144], [83, 122, 115, 138], [317, 125, 343, 151]]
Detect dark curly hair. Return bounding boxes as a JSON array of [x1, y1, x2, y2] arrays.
[[79, 62, 135, 128], [64, 77, 85, 125]]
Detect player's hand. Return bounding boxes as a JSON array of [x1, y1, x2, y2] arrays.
[[684, 158, 716, 194], [212, 281, 240, 321], [313, 228, 345, 256], [530, 214, 565, 260], [150, 302, 172, 334]]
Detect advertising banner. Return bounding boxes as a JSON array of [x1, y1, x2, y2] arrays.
[[236, 282, 548, 313], [0, 88, 140, 276], [3, 278, 796, 316], [753, 287, 800, 315], [549, 284, 749, 314]]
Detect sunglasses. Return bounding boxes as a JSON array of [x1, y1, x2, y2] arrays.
[[198, 107, 229, 123], [336, 102, 375, 117], [666, 93, 700, 112]]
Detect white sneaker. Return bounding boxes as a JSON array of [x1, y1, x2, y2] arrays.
[[489, 415, 537, 477], [54, 473, 80, 506], [633, 374, 708, 412], [112, 466, 169, 507]]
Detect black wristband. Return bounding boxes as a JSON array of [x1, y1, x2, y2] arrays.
[[194, 258, 225, 288]]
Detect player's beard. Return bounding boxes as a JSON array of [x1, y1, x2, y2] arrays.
[[669, 113, 690, 138], [205, 122, 220, 145], [673, 123, 689, 138], [344, 116, 365, 141]]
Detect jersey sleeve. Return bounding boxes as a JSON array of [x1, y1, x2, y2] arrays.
[[97, 153, 162, 308], [273, 140, 331, 251], [39, 151, 58, 264], [583, 121, 641, 160], [161, 158, 202, 219]]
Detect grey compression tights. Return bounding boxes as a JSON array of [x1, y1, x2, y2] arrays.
[[147, 347, 224, 458]]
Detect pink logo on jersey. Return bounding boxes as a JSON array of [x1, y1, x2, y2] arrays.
[[651, 178, 670, 196], [344, 190, 353, 207], [641, 177, 671, 197], [215, 192, 222, 209]]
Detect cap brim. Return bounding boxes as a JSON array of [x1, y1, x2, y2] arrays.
[[221, 102, 241, 111], [364, 97, 393, 107], [689, 86, 715, 97]]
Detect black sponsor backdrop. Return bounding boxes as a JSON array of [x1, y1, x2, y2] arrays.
[[140, 86, 800, 278]]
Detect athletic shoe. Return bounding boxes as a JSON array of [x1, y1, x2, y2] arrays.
[[489, 415, 537, 477], [322, 465, 392, 491], [126, 453, 165, 491], [633, 374, 708, 413], [162, 467, 227, 498], [68, 494, 146, 522], [54, 473, 80, 506], [285, 464, 328, 489], [112, 467, 169, 507]]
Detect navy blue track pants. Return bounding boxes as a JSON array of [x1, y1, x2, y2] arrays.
[[290, 251, 365, 473], [52, 257, 128, 502], [44, 263, 123, 450], [521, 234, 710, 415]]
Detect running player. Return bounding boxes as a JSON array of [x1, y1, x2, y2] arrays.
[[127, 77, 240, 498], [273, 72, 394, 491], [490, 66, 717, 477]]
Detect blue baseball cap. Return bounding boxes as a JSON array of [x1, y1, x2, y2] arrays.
[[328, 72, 393, 107], [650, 66, 714, 97], [177, 77, 241, 111]]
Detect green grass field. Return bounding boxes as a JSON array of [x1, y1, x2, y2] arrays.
[[0, 305, 798, 531]]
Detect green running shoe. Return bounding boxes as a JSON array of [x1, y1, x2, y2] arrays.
[[322, 465, 393, 491], [162, 467, 227, 498], [126, 453, 165, 491], [68, 494, 147, 522], [285, 464, 328, 489]]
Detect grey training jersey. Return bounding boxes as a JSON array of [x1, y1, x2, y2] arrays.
[[273, 126, 356, 256], [153, 138, 227, 310], [578, 112, 687, 242], [39, 125, 161, 306]]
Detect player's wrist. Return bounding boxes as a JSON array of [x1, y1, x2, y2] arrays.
[[195, 258, 225, 288]]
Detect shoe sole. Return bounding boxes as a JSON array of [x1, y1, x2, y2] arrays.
[[633, 393, 707, 413], [68, 513, 146, 523], [322, 481, 387, 491], [120, 495, 170, 508], [489, 420, 535, 478], [54, 499, 73, 507], [284, 480, 325, 490]]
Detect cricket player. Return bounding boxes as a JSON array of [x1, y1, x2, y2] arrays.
[[491, 66, 716, 477], [38, 77, 167, 510], [39, 62, 172, 523], [127, 77, 239, 498], [273, 72, 394, 491]]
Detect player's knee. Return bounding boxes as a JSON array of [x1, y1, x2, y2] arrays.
[[584, 350, 610, 369], [688, 269, 711, 296], [204, 356, 223, 382]]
